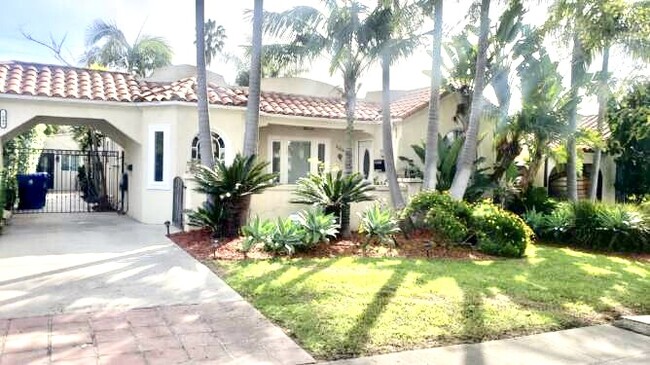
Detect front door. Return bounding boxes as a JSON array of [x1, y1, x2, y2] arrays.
[[357, 141, 372, 180]]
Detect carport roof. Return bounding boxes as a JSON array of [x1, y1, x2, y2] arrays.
[[0, 61, 440, 122]]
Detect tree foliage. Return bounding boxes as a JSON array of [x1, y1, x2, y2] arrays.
[[608, 81, 650, 202]]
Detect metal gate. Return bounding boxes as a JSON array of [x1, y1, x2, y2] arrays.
[[172, 176, 185, 228], [12, 149, 123, 213]]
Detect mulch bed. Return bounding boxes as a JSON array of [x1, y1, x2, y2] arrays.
[[168, 228, 492, 261]]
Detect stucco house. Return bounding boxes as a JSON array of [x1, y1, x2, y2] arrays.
[[0, 61, 616, 226]]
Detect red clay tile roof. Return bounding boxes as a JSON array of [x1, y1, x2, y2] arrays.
[[0, 61, 434, 122]]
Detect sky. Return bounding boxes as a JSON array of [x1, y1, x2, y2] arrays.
[[0, 0, 647, 114]]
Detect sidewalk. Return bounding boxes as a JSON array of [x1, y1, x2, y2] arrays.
[[325, 325, 650, 365]]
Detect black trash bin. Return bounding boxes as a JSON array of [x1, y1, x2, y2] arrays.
[[17, 173, 49, 210]]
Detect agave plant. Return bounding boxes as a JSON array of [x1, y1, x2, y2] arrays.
[[193, 154, 278, 237], [292, 170, 374, 238]]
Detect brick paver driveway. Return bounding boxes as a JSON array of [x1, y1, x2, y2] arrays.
[[0, 214, 314, 364]]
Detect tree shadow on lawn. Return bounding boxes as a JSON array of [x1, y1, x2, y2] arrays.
[[220, 244, 649, 360]]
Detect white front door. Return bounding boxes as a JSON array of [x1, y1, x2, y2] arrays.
[[357, 140, 372, 180]]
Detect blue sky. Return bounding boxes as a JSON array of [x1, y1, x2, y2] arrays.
[[1, 1, 646, 114]]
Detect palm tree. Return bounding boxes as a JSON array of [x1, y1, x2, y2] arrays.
[[194, 19, 227, 67], [422, 0, 443, 191], [195, 0, 214, 169], [449, 0, 491, 200], [262, 1, 380, 176], [584, 0, 650, 201], [243, 0, 264, 157], [371, 1, 422, 208], [84, 19, 172, 77]]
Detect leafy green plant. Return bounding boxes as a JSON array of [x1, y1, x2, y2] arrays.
[[402, 190, 472, 227], [186, 202, 226, 235], [295, 208, 339, 247], [471, 201, 533, 258], [507, 186, 557, 215], [358, 204, 401, 248], [292, 170, 374, 238], [241, 217, 275, 252], [425, 209, 469, 243], [267, 217, 306, 255], [193, 154, 278, 237]]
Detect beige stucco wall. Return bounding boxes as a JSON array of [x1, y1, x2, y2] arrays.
[[261, 78, 342, 98]]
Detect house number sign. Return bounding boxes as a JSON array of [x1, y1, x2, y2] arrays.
[[0, 109, 6, 129]]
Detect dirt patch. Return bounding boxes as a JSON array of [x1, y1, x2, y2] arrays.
[[168, 229, 492, 261]]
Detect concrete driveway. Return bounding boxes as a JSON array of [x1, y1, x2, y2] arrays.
[[0, 213, 240, 319], [0, 213, 315, 364]]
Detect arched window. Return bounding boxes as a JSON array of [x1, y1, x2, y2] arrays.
[[191, 132, 226, 161]]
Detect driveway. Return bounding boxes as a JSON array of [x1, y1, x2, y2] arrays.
[[0, 213, 315, 364], [0, 213, 239, 319]]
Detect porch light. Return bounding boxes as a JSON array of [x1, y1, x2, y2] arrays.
[[211, 238, 220, 259], [164, 221, 170, 236]]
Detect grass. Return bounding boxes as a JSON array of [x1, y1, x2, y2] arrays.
[[216, 244, 650, 360]]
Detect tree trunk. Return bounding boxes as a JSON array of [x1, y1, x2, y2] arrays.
[[491, 131, 521, 183], [381, 53, 405, 209], [567, 31, 585, 202], [423, 0, 443, 191], [589, 46, 609, 202], [343, 77, 356, 177], [340, 203, 351, 239], [196, 0, 214, 170], [243, 0, 264, 157], [449, 0, 490, 200]]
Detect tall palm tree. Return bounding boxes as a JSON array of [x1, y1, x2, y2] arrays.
[[243, 0, 264, 157], [84, 19, 172, 77], [195, 0, 214, 168], [422, 0, 443, 191], [371, 1, 422, 209], [585, 0, 650, 201], [449, 0, 491, 200], [262, 1, 380, 177], [194, 19, 227, 67]]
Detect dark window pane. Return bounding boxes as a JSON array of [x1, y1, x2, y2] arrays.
[[154, 131, 164, 182], [272, 141, 281, 181]]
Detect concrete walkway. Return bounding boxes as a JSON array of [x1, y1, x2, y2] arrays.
[[326, 325, 650, 365], [0, 213, 314, 364]]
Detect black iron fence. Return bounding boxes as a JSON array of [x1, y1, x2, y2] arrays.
[[11, 149, 123, 213]]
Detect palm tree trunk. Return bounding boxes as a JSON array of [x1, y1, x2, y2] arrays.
[[196, 0, 214, 169], [340, 203, 351, 239], [243, 0, 264, 157], [567, 31, 585, 202], [520, 138, 544, 191], [343, 77, 356, 177], [423, 0, 443, 191], [381, 53, 405, 209], [449, 0, 490, 200], [589, 46, 609, 202]]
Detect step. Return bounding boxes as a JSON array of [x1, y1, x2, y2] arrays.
[[615, 315, 650, 336]]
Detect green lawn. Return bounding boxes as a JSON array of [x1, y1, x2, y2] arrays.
[[216, 244, 650, 360]]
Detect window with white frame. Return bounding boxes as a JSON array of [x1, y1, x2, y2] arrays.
[[148, 124, 171, 189], [191, 132, 226, 162], [269, 138, 329, 184]]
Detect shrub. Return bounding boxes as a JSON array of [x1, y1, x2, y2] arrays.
[[425, 208, 469, 243], [292, 170, 374, 237], [242, 209, 339, 255], [402, 190, 471, 227], [186, 202, 225, 235], [295, 208, 339, 247], [508, 187, 557, 215], [358, 204, 401, 247], [525, 201, 649, 253], [193, 154, 277, 237], [471, 201, 533, 258]]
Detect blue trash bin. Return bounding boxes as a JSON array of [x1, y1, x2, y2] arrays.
[[17, 173, 49, 210]]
